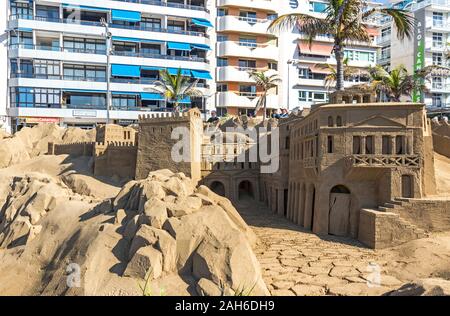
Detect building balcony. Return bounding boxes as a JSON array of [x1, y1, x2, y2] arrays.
[[216, 66, 273, 83], [216, 15, 272, 35], [9, 15, 210, 45], [431, 83, 450, 92], [216, 41, 277, 60], [216, 91, 278, 108], [9, 75, 210, 95], [111, 0, 209, 12], [348, 155, 421, 168], [411, 0, 450, 11], [427, 22, 450, 32], [7, 106, 171, 122], [216, 0, 277, 12], [8, 44, 210, 70]]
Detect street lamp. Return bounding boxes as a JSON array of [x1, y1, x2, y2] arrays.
[[101, 18, 112, 124]]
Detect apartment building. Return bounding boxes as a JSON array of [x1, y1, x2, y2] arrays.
[[277, 0, 381, 111], [385, 0, 450, 109], [214, 0, 280, 117], [1, 0, 214, 132]]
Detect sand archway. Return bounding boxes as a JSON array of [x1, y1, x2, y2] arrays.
[[238, 180, 254, 200], [329, 185, 351, 236]]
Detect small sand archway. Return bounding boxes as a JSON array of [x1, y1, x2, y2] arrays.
[[238, 180, 254, 200], [210, 181, 226, 197]]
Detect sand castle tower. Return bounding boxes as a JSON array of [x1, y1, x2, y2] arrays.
[[135, 109, 203, 183]]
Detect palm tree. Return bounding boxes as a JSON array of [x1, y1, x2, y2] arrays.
[[146, 68, 202, 112], [248, 70, 281, 121], [268, 0, 415, 91], [362, 64, 450, 102]]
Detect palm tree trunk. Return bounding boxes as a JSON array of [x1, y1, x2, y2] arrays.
[[335, 47, 345, 91], [263, 93, 267, 122]]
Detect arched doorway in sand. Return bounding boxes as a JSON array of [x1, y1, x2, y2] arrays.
[[210, 181, 226, 197], [329, 185, 351, 236], [238, 180, 254, 200]]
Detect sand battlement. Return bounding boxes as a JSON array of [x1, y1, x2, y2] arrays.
[[138, 109, 202, 123]]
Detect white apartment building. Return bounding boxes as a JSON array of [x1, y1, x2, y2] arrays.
[[384, 0, 450, 109], [277, 0, 381, 111], [0, 0, 385, 133], [1, 0, 215, 133]]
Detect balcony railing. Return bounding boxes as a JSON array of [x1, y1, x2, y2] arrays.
[[349, 155, 421, 168], [112, 50, 207, 62], [109, 24, 208, 37], [9, 14, 208, 37], [9, 44, 207, 63], [111, 0, 209, 12]]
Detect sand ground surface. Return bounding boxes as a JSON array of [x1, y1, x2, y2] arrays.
[[237, 200, 450, 296]]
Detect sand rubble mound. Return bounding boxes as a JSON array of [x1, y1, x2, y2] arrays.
[[0, 162, 267, 295], [0, 123, 95, 169], [113, 169, 267, 295]]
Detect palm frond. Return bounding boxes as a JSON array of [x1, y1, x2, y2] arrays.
[[363, 8, 415, 40]]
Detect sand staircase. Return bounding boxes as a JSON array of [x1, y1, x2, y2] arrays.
[[376, 197, 429, 239]]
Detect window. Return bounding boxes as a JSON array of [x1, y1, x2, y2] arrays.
[[268, 62, 278, 70], [432, 53, 443, 65], [432, 93, 443, 107], [63, 37, 105, 54], [167, 20, 185, 32], [10, 31, 33, 48], [11, 87, 34, 108], [432, 76, 443, 89], [309, 1, 327, 13], [238, 37, 257, 47], [64, 92, 106, 109], [433, 12, 443, 27], [10, 59, 33, 77], [336, 116, 342, 127], [141, 17, 161, 30], [217, 58, 228, 67], [112, 41, 138, 53], [267, 14, 278, 21], [239, 85, 256, 96], [239, 11, 257, 23], [327, 136, 333, 153], [217, 84, 228, 92], [141, 43, 161, 55], [238, 59, 256, 70], [344, 50, 375, 62], [366, 136, 374, 154], [34, 60, 60, 79], [298, 90, 328, 103], [35, 5, 59, 21], [112, 94, 137, 110], [299, 91, 307, 101], [432, 33, 443, 48], [217, 35, 228, 42], [328, 116, 334, 127], [63, 64, 106, 81], [217, 8, 228, 16], [381, 47, 391, 60], [298, 68, 309, 78], [381, 27, 391, 39], [11, 1, 33, 18], [396, 136, 405, 154], [382, 136, 391, 155], [34, 88, 61, 108], [353, 136, 361, 154]]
